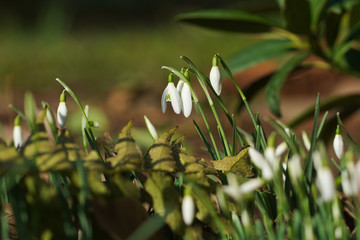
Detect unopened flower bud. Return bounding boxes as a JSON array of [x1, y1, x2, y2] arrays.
[[210, 55, 222, 96], [182, 188, 195, 226], [13, 115, 22, 150], [333, 126, 343, 159], [57, 90, 68, 128]]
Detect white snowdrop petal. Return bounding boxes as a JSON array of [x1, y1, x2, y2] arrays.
[[210, 66, 222, 95], [333, 134, 344, 159], [249, 148, 267, 169], [57, 102, 68, 128], [239, 179, 264, 194], [168, 82, 182, 114], [181, 83, 192, 118], [13, 126, 22, 149], [288, 155, 302, 182], [316, 167, 335, 202], [182, 195, 195, 226], [144, 115, 159, 140], [176, 80, 184, 92], [161, 86, 168, 113], [275, 142, 288, 157]]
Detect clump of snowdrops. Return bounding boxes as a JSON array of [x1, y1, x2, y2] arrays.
[[0, 55, 359, 239]]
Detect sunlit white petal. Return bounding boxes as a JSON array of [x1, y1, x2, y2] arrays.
[[161, 86, 168, 113], [210, 66, 222, 95], [333, 134, 344, 159], [144, 115, 159, 140], [182, 195, 195, 226], [168, 82, 182, 114], [181, 83, 192, 118], [13, 126, 22, 149], [57, 102, 68, 128]]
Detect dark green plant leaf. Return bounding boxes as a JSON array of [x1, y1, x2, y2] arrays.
[[284, 0, 311, 34], [175, 9, 282, 33], [265, 53, 308, 117], [211, 146, 254, 177], [90, 197, 149, 240], [145, 173, 183, 234], [143, 127, 178, 172], [226, 38, 296, 74], [325, 10, 343, 47], [107, 121, 142, 171], [289, 93, 360, 128]]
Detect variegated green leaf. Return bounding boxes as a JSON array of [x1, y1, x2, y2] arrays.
[[143, 127, 178, 172], [171, 137, 216, 174], [145, 173, 183, 234], [211, 146, 254, 177], [107, 121, 142, 171]]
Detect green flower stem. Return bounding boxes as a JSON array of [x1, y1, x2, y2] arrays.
[[215, 54, 267, 148], [56, 78, 108, 170], [179, 57, 232, 155], [180, 56, 247, 151], [161, 66, 221, 160], [195, 74, 231, 156]]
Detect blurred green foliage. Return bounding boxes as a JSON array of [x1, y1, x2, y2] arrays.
[[176, 0, 360, 124]]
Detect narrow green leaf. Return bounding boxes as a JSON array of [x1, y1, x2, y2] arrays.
[[284, 0, 311, 34], [127, 214, 165, 240], [9, 104, 33, 133], [265, 53, 308, 117], [175, 9, 282, 33], [145, 173, 183, 233], [193, 120, 216, 160], [24, 92, 37, 131], [325, 11, 343, 47], [76, 158, 92, 240], [305, 93, 321, 184], [227, 38, 296, 74], [289, 93, 360, 128]]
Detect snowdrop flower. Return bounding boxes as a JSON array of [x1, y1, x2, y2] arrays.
[[57, 90, 68, 128], [209, 55, 222, 95], [144, 115, 158, 140], [333, 126, 343, 159], [177, 76, 193, 119], [13, 115, 22, 150], [223, 173, 264, 200], [249, 143, 287, 180], [287, 154, 302, 183], [182, 188, 195, 226], [316, 166, 335, 202], [341, 161, 360, 196], [161, 74, 182, 115]]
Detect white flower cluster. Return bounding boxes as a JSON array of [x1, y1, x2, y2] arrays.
[[161, 73, 194, 118]]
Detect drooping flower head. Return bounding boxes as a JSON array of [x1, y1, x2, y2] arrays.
[[179, 69, 193, 118], [209, 55, 222, 96], [182, 187, 195, 226], [333, 125, 343, 159], [57, 90, 68, 128], [13, 115, 22, 150], [161, 73, 182, 115]]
